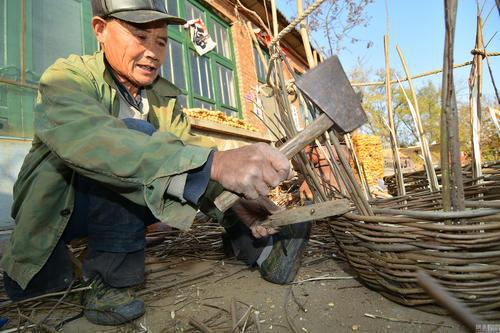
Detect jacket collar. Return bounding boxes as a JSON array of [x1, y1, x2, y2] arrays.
[[96, 51, 181, 98]]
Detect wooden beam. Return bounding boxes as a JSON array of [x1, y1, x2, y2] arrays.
[[260, 199, 351, 227]]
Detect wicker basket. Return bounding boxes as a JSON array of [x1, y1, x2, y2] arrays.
[[328, 174, 500, 320], [383, 161, 499, 197]]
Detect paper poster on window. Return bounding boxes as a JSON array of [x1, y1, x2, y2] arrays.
[[184, 18, 216, 56]]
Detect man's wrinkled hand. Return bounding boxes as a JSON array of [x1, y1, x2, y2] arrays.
[[210, 143, 290, 200], [232, 196, 282, 238]]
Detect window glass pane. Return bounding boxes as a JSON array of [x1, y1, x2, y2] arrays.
[[0, 84, 35, 138], [211, 21, 230, 58], [166, 0, 178, 16], [176, 94, 187, 109], [31, 0, 84, 81], [193, 99, 214, 110], [253, 48, 266, 82], [185, 2, 204, 21], [221, 106, 237, 117], [216, 63, 235, 107], [189, 50, 213, 99], [166, 0, 181, 32], [0, 0, 5, 70], [0, 85, 7, 109], [162, 38, 186, 90]]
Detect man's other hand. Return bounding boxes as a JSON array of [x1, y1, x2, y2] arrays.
[[232, 196, 281, 238], [210, 143, 290, 200]]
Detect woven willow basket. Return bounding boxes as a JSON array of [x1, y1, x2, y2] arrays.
[[329, 164, 500, 320]]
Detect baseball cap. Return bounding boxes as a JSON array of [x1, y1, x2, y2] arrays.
[[91, 0, 186, 25]]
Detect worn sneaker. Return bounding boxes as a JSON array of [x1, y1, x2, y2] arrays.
[[82, 275, 145, 326], [259, 222, 312, 284]]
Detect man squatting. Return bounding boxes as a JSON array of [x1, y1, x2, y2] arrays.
[[1, 0, 311, 326]]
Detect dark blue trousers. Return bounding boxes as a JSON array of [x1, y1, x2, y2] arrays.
[[66, 119, 157, 287], [65, 118, 157, 250]]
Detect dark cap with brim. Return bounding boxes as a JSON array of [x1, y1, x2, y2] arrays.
[[109, 10, 186, 25], [92, 0, 186, 25]]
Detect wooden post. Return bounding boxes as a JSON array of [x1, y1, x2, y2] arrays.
[[296, 0, 316, 68], [270, 0, 279, 42], [441, 0, 465, 212], [384, 35, 406, 196]]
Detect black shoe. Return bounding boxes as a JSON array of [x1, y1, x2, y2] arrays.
[[82, 275, 145, 326], [259, 222, 312, 284]]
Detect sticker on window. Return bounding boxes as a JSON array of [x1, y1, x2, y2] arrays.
[[184, 18, 216, 56]]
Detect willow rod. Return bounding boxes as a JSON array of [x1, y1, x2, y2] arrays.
[[441, 0, 465, 213], [468, 13, 484, 184], [395, 75, 438, 193], [384, 35, 405, 197], [395, 45, 439, 193]]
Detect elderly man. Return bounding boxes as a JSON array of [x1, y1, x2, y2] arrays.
[[1, 0, 311, 326]]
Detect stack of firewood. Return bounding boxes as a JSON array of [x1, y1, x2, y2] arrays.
[[351, 134, 384, 185]]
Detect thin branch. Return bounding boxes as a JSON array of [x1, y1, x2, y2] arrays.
[[0, 286, 91, 310], [292, 275, 355, 284], [364, 313, 453, 327]]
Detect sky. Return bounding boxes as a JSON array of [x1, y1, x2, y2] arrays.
[[276, 0, 499, 103]]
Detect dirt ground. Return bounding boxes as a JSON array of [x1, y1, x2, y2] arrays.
[[0, 220, 475, 333], [57, 256, 467, 333]]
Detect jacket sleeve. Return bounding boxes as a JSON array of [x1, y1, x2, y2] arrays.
[[35, 60, 212, 227]]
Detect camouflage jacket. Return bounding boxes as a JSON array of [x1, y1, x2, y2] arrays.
[[1, 51, 221, 289]]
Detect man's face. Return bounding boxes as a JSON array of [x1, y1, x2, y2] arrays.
[[93, 18, 168, 91]]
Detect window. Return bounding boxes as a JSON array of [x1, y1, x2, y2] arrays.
[[164, 0, 240, 117], [0, 0, 96, 139], [254, 48, 266, 83], [253, 46, 271, 83]]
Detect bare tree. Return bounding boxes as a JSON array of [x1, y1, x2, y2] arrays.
[[298, 0, 373, 56]]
